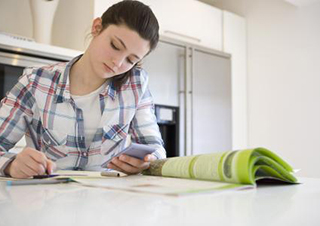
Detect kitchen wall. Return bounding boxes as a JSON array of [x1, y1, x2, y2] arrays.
[[0, 0, 33, 38], [52, 0, 93, 51], [0, 0, 92, 51], [215, 0, 320, 178]]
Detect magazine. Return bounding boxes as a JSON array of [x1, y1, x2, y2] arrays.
[[142, 147, 298, 185]]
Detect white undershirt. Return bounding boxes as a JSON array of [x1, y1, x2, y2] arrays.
[[71, 83, 106, 149]]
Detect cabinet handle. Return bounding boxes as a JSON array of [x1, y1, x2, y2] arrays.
[[164, 30, 201, 43]]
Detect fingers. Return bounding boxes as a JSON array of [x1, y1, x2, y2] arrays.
[[108, 157, 141, 174], [107, 162, 125, 173], [10, 165, 29, 179], [8, 147, 53, 178], [108, 155, 151, 174], [46, 160, 57, 175], [24, 152, 47, 174], [144, 154, 157, 162], [28, 149, 48, 168], [8, 160, 37, 179], [21, 159, 45, 175]]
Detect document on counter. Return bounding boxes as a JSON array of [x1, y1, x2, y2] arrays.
[[72, 175, 252, 196], [0, 169, 127, 186]]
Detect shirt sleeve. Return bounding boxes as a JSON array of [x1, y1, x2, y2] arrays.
[[128, 69, 166, 159], [0, 68, 35, 176]]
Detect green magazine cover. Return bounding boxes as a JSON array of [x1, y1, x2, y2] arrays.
[[143, 147, 298, 185]]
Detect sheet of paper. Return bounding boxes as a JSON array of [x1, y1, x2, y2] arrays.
[[0, 170, 127, 182], [73, 175, 253, 196]]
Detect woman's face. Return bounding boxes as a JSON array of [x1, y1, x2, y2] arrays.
[[88, 20, 150, 80]]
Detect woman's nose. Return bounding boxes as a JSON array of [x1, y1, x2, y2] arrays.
[[112, 55, 125, 68]]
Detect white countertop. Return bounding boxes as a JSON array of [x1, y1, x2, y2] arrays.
[[0, 177, 319, 226]]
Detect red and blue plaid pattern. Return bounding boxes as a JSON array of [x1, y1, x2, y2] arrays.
[[0, 55, 166, 175]]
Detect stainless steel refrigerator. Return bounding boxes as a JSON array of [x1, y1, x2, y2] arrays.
[[143, 37, 232, 157]]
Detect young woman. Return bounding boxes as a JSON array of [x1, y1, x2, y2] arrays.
[[0, 0, 166, 178]]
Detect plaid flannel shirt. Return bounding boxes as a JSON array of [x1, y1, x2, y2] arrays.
[[0, 55, 166, 175]]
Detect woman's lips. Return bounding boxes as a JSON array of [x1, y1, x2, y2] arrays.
[[103, 63, 115, 73]]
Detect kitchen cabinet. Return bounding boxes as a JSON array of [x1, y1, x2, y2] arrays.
[[141, 0, 222, 51], [142, 41, 185, 107], [93, 0, 223, 51], [191, 49, 232, 154]]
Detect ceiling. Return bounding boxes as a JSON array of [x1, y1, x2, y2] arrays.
[[198, 0, 320, 7], [284, 0, 320, 6]]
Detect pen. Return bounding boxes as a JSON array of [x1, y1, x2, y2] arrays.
[[100, 169, 127, 177], [32, 173, 90, 179], [6, 178, 71, 186], [101, 171, 121, 177], [23, 116, 40, 150], [23, 115, 49, 174], [33, 174, 59, 179]]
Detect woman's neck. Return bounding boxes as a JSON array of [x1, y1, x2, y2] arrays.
[[69, 53, 106, 96]]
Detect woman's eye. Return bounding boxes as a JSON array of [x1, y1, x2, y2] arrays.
[[111, 42, 120, 50], [127, 58, 134, 65]]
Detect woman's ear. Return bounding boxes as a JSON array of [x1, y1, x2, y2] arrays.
[[91, 17, 103, 36]]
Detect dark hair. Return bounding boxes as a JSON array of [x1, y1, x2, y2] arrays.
[[100, 0, 160, 90]]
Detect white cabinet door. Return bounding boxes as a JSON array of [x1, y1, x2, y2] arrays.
[[142, 0, 222, 51], [191, 50, 232, 154], [142, 41, 185, 107]]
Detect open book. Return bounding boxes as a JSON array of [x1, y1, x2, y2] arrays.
[[142, 147, 298, 185]]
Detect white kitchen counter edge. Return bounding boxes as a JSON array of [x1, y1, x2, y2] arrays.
[[0, 34, 83, 60]]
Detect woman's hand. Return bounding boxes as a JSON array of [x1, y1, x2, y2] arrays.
[[4, 147, 56, 179], [107, 154, 157, 174]]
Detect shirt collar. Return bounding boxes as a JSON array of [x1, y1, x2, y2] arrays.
[[55, 55, 79, 103], [55, 55, 117, 103], [100, 80, 117, 101]]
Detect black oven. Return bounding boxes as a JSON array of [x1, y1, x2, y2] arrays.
[[154, 104, 179, 157], [0, 64, 24, 100]]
